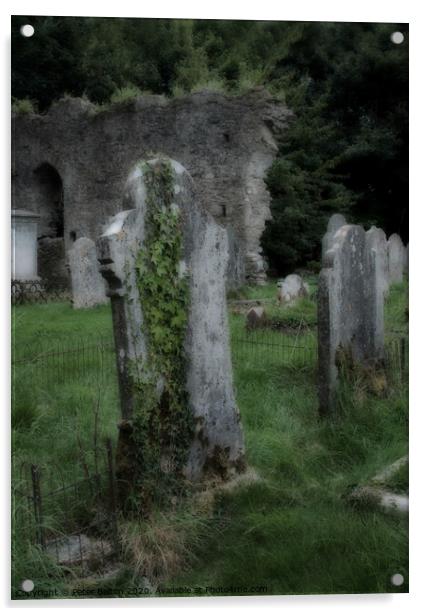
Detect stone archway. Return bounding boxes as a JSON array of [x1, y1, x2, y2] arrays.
[[33, 162, 64, 239], [33, 163, 69, 291]]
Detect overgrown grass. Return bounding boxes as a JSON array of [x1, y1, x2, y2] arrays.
[[171, 279, 407, 595], [12, 301, 113, 348], [168, 284, 408, 595], [11, 302, 118, 597], [227, 280, 278, 301], [12, 98, 37, 114], [375, 461, 409, 495], [11, 281, 408, 597], [109, 85, 144, 105], [385, 280, 409, 334]]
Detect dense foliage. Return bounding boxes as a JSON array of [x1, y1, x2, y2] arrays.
[[12, 17, 408, 273]]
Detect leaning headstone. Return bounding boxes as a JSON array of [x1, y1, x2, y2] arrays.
[[321, 213, 347, 262], [97, 158, 245, 499], [277, 274, 309, 305], [318, 224, 384, 415], [388, 233, 405, 285], [68, 237, 108, 309]]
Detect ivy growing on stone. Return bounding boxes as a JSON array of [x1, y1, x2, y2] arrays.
[[131, 159, 193, 507]]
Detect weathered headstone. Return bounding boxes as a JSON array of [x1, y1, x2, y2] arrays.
[[318, 224, 384, 414], [365, 226, 387, 352], [11, 209, 40, 280], [277, 274, 309, 305], [246, 306, 266, 330], [97, 158, 245, 497], [388, 233, 405, 285], [366, 225, 389, 295], [321, 213, 347, 262], [68, 237, 108, 309]]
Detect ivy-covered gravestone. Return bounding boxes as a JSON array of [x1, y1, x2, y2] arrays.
[[97, 158, 245, 506]]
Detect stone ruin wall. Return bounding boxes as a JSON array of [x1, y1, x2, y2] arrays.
[[12, 89, 291, 286]]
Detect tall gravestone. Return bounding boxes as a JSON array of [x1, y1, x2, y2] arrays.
[[365, 226, 388, 352], [68, 237, 108, 309], [321, 213, 347, 262], [318, 224, 384, 414], [366, 225, 389, 297], [97, 158, 245, 500], [388, 233, 405, 285]]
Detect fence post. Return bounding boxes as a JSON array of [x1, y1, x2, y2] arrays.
[[30, 464, 45, 550], [106, 438, 120, 554]]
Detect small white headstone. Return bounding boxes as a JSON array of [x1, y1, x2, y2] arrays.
[[11, 209, 40, 280], [277, 274, 309, 305]]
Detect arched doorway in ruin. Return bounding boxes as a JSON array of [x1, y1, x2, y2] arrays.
[[33, 163, 69, 291], [33, 163, 64, 239]]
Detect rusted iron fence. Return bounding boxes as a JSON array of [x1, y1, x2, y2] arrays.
[[232, 325, 317, 368], [12, 326, 407, 390], [12, 279, 71, 305], [232, 322, 408, 382], [12, 439, 119, 575], [12, 334, 117, 387]]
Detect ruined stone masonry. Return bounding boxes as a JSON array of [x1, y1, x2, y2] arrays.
[[38, 237, 70, 291], [318, 223, 385, 414], [12, 89, 291, 287], [68, 237, 108, 309], [97, 157, 245, 498]]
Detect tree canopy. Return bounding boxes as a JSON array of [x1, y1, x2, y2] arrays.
[[12, 16, 408, 273]]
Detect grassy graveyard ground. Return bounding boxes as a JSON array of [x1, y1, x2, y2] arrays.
[[11, 278, 408, 597], [12, 301, 118, 482]]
